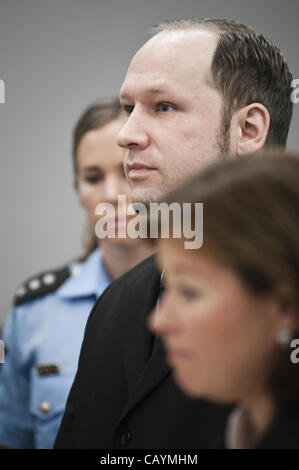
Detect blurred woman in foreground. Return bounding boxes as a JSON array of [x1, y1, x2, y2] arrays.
[[150, 152, 299, 449], [0, 97, 153, 448]]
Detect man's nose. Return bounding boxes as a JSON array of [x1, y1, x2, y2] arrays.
[[116, 107, 150, 150]]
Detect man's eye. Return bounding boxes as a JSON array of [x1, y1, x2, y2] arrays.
[[157, 103, 175, 112], [123, 105, 134, 115]]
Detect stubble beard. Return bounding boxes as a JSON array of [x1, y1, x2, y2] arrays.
[[131, 185, 169, 210], [130, 116, 231, 210]]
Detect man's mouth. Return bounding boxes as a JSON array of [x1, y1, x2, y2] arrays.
[[127, 162, 157, 179]]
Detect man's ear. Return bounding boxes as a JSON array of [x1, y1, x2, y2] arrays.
[[229, 103, 270, 156]]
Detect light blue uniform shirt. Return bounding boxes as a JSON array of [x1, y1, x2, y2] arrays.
[[0, 249, 110, 449]]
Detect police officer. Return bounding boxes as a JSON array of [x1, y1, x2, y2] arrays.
[[0, 97, 153, 449]]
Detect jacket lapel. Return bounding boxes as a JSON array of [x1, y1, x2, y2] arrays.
[[119, 256, 171, 422]]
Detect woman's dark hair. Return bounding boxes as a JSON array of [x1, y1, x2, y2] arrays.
[[72, 97, 122, 261], [156, 151, 299, 411]]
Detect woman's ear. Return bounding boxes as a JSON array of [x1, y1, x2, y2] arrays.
[[229, 103, 270, 156]]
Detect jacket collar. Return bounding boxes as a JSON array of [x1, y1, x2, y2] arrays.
[[57, 249, 110, 300], [118, 255, 171, 421]]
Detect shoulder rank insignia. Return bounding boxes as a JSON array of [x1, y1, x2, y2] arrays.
[[14, 265, 71, 306]]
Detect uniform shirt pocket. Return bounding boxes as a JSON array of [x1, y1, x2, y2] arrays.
[[29, 368, 74, 448]]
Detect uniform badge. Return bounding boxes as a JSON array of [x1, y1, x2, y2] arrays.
[[36, 362, 61, 377]]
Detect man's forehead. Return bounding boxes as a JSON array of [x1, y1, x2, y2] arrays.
[[120, 80, 179, 101], [121, 29, 218, 96]]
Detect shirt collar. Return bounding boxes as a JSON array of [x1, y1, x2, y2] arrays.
[[225, 406, 257, 449], [57, 249, 110, 300]]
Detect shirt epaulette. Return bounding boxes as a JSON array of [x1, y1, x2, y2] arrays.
[[13, 265, 71, 306]]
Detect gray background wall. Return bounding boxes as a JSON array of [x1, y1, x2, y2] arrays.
[[0, 0, 299, 326]]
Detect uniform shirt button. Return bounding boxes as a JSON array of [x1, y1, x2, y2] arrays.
[[72, 266, 81, 277], [120, 431, 131, 447], [39, 400, 51, 414]]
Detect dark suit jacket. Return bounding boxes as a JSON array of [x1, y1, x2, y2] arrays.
[[255, 409, 299, 449], [54, 255, 230, 449]]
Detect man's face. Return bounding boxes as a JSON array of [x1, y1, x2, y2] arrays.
[[118, 30, 226, 205]]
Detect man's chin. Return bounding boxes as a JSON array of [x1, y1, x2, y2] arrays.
[[131, 187, 163, 207]]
